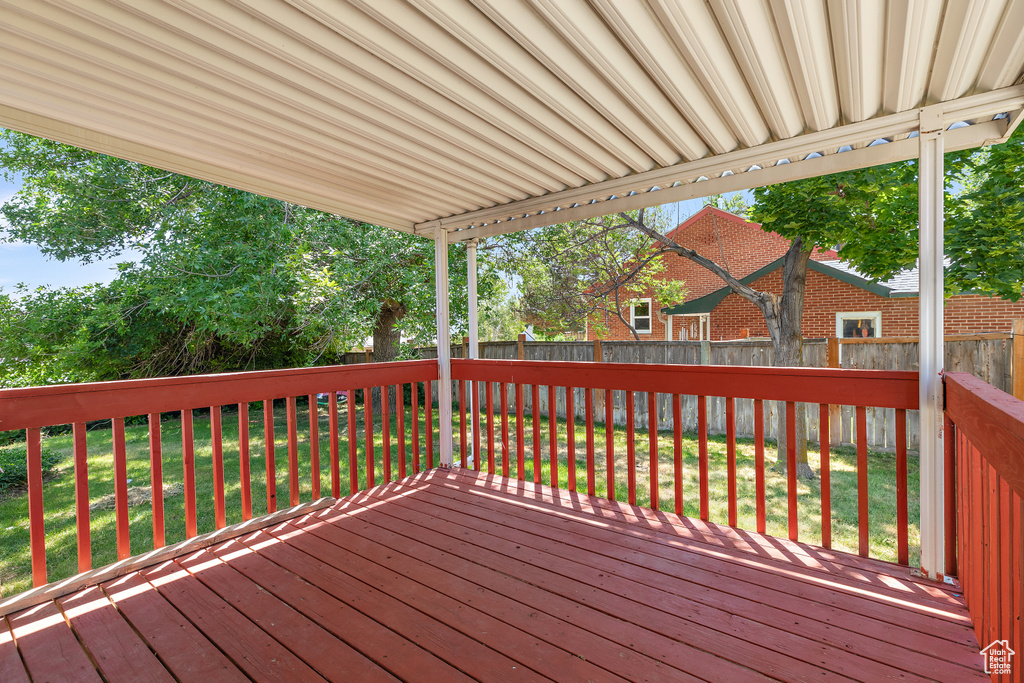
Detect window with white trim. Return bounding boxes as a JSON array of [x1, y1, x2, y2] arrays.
[[836, 312, 881, 339], [631, 298, 652, 334]]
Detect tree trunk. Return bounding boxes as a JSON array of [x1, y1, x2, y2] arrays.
[[769, 240, 815, 479], [371, 300, 406, 414]]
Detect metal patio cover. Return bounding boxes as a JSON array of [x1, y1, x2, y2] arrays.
[[2, 0, 1024, 238]]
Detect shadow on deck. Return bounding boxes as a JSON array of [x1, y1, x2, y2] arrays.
[[1, 469, 985, 681]]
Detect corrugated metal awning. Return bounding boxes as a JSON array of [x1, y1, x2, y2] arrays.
[[1, 1, 1022, 240]]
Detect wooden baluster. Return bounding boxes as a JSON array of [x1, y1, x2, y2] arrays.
[[412, 383, 420, 474], [672, 394, 682, 516], [486, 381, 495, 474], [532, 384, 541, 483], [238, 403, 252, 521], [425, 381, 434, 469], [382, 387, 391, 483], [818, 403, 829, 547], [585, 388, 596, 496], [112, 417, 130, 559], [347, 389, 357, 493], [473, 381, 481, 472], [309, 394, 320, 499], [211, 406, 225, 529], [626, 391, 636, 505], [459, 379, 467, 468], [500, 382, 510, 478], [605, 388, 615, 501], [648, 391, 658, 511], [397, 385, 406, 479], [263, 400, 276, 513], [787, 401, 798, 541], [74, 422, 92, 567], [515, 383, 525, 480], [942, 411, 955, 575], [899, 408, 910, 566], [182, 409, 197, 538], [365, 388, 375, 488], [566, 388, 576, 492], [329, 393, 340, 497], [27, 427, 46, 587], [286, 397, 299, 505], [856, 405, 868, 556], [698, 396, 709, 521], [726, 397, 736, 527], [548, 384, 557, 488]]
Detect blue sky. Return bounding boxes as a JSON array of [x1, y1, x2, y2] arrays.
[[0, 173, 129, 291]]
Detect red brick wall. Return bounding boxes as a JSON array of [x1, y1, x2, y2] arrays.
[[703, 268, 1024, 339], [590, 206, 836, 340]]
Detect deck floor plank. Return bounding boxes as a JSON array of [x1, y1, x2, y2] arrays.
[[204, 537, 471, 683], [101, 572, 248, 683], [8, 600, 101, 683], [351, 485, 893, 682], [174, 548, 398, 683], [2, 469, 987, 682], [289, 507, 704, 683], [58, 585, 174, 683], [390, 475, 981, 672], [0, 617, 29, 683]]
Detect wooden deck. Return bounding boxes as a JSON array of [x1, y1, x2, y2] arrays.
[[1, 469, 985, 682]]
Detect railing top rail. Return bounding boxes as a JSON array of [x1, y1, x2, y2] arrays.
[[452, 358, 919, 409], [945, 371, 1024, 498], [0, 359, 438, 430]]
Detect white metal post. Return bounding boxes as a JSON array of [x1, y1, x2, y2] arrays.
[[665, 314, 673, 341], [466, 239, 479, 468], [434, 226, 454, 466], [918, 106, 945, 579]]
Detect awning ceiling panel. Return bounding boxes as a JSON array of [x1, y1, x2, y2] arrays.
[[1, 0, 1023, 240]]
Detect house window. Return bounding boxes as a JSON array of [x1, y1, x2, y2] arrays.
[[631, 298, 652, 334], [837, 312, 881, 339]]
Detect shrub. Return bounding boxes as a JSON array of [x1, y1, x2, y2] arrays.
[[0, 447, 62, 494]]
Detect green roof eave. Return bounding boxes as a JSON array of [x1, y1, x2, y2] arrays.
[[661, 257, 905, 316]]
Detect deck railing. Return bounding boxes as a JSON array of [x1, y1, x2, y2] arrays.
[[0, 359, 438, 589], [451, 358, 919, 563], [944, 371, 1024, 667]]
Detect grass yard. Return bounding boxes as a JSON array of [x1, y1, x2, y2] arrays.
[[0, 401, 919, 598]]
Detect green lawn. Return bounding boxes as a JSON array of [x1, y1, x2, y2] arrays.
[[0, 401, 918, 598]]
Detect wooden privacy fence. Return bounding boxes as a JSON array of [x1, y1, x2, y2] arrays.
[[350, 332, 1017, 451]]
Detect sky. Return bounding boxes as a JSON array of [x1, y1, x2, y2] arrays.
[[0, 173, 129, 291]]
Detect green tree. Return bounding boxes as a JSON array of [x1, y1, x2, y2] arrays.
[[0, 130, 480, 384]]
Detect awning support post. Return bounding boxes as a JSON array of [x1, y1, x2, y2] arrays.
[[918, 105, 945, 580], [434, 226, 453, 467], [467, 238, 479, 467]]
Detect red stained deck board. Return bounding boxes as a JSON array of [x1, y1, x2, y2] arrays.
[[102, 572, 247, 682], [356, 484, 929, 682], [8, 601, 101, 683], [451, 468, 965, 609], [236, 527, 527, 682], [287, 512, 651, 683], [175, 548, 396, 683], [259, 522, 557, 682], [378, 480, 981, 678], [205, 537, 470, 683], [0, 617, 29, 683], [58, 586, 173, 682], [298, 499, 746, 682], [140, 561, 325, 681]]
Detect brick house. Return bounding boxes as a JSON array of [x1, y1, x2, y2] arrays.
[[588, 206, 1024, 341]]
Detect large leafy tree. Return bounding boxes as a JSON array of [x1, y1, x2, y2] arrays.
[[0, 130, 482, 385]]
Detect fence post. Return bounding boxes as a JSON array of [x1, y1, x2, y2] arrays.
[[1013, 319, 1024, 401], [827, 338, 842, 445], [517, 333, 526, 360], [364, 347, 372, 363], [700, 339, 711, 365]]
